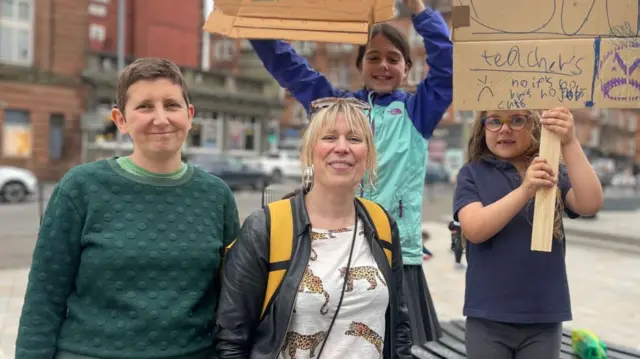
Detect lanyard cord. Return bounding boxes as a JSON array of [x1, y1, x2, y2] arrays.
[[315, 209, 359, 359]]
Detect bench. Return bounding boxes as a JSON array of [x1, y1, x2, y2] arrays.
[[412, 319, 640, 359]]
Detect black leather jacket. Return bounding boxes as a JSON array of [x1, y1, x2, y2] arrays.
[[215, 192, 413, 359]]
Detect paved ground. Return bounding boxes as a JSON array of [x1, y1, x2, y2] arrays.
[[421, 222, 640, 352], [1, 183, 639, 357]]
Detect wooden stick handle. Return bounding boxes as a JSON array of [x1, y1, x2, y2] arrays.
[[531, 127, 562, 252]]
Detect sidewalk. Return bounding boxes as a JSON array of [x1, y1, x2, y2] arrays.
[[421, 221, 640, 352], [1, 222, 639, 357], [0, 268, 27, 359]]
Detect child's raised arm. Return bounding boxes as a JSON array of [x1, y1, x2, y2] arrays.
[[250, 40, 350, 113], [405, 5, 453, 139]]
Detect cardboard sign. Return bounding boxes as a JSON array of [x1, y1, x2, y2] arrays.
[[203, 0, 397, 45], [452, 0, 640, 111]]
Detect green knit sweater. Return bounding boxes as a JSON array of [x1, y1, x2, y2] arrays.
[[15, 157, 240, 359]]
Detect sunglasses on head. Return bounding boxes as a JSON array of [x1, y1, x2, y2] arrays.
[[309, 97, 371, 116], [482, 114, 530, 132]]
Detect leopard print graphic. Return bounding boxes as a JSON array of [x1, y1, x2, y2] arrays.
[[282, 330, 327, 359], [298, 266, 331, 315], [338, 266, 387, 292], [345, 321, 383, 354], [309, 227, 352, 260], [309, 232, 327, 261]]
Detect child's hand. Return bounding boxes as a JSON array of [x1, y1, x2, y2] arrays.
[[520, 157, 557, 199], [404, 0, 426, 14], [541, 107, 576, 146]]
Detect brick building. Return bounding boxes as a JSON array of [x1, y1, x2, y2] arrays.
[[0, 0, 88, 181], [87, 0, 202, 68], [82, 0, 282, 162]]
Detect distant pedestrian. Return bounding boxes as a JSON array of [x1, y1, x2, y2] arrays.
[[448, 220, 464, 269]]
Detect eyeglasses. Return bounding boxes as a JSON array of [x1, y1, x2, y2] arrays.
[[309, 97, 371, 116], [482, 114, 530, 132]]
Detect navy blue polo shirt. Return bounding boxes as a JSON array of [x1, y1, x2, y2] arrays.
[[453, 156, 579, 324]]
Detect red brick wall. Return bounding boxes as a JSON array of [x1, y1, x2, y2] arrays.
[[88, 0, 202, 68], [0, 0, 87, 181], [0, 84, 84, 181]]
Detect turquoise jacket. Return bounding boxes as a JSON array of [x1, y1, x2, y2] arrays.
[[250, 9, 453, 265]]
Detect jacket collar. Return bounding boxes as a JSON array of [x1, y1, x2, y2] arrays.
[[290, 191, 378, 240]]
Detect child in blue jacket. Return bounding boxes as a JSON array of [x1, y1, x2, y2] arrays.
[[250, 0, 452, 343]]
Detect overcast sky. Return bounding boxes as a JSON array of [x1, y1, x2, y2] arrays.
[[204, 0, 213, 19]]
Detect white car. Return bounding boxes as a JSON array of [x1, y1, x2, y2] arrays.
[[245, 152, 301, 183], [0, 166, 38, 203]]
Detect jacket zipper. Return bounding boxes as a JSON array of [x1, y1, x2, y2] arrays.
[[398, 200, 403, 217], [275, 228, 312, 358]]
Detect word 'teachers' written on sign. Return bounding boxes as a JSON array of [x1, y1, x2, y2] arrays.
[[452, 0, 640, 111]]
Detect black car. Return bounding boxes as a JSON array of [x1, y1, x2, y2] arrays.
[[191, 155, 271, 191]]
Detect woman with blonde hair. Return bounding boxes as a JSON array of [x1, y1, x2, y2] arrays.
[[215, 98, 412, 359]]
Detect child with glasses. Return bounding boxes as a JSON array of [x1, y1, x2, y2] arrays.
[[452, 108, 603, 359]]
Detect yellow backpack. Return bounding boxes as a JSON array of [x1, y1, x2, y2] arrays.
[[224, 198, 392, 319], [261, 197, 392, 318]]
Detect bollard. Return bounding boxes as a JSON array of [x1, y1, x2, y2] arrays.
[[38, 181, 44, 224]]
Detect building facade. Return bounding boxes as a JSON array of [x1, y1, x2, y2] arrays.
[[81, 0, 283, 163], [0, 0, 87, 181]]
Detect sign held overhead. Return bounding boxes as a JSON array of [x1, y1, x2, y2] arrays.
[[203, 0, 397, 45], [452, 0, 640, 111]]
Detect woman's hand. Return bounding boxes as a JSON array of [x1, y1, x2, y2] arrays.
[[404, 0, 426, 14], [520, 157, 557, 199], [541, 107, 576, 146]]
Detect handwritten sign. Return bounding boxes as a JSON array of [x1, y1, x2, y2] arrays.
[[452, 0, 640, 110]]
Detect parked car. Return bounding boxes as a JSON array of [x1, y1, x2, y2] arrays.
[[0, 166, 38, 203], [244, 151, 300, 183], [190, 155, 271, 191]]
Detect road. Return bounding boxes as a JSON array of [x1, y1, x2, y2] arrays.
[[0, 182, 454, 270]]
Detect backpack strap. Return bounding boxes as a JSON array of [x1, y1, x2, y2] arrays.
[[262, 198, 295, 318], [358, 198, 393, 266]]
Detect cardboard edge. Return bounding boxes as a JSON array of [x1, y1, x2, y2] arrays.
[[203, 9, 235, 36], [235, 28, 369, 44], [373, 0, 396, 23], [451, 5, 470, 28]]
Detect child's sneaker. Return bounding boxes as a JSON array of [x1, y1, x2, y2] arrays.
[[455, 262, 466, 270]]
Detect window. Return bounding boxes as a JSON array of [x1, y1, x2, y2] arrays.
[[49, 113, 65, 160], [87, 3, 107, 17], [588, 126, 600, 147], [408, 60, 425, 86], [293, 41, 316, 56], [0, 0, 34, 66], [629, 114, 637, 132], [2, 109, 31, 157], [89, 23, 106, 42], [292, 102, 307, 125], [326, 43, 353, 54], [408, 26, 422, 46], [329, 62, 350, 89], [213, 38, 235, 61]]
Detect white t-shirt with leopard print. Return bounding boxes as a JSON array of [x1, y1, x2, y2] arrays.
[[278, 221, 390, 359]]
